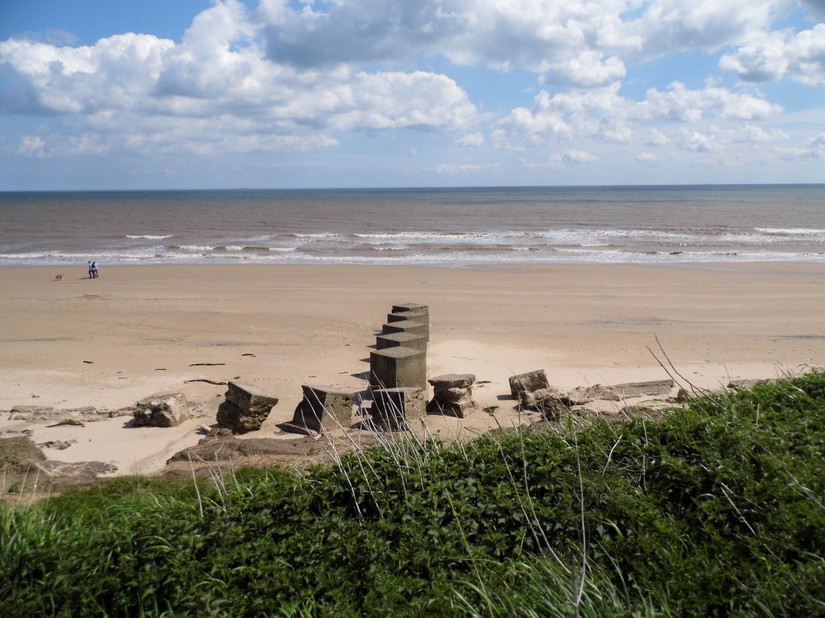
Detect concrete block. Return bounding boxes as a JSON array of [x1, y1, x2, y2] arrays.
[[370, 387, 426, 430], [387, 310, 429, 324], [508, 370, 550, 400], [381, 320, 427, 338], [370, 346, 426, 389], [392, 303, 428, 314], [225, 381, 280, 412], [289, 385, 355, 432], [387, 311, 429, 340], [217, 382, 279, 434], [611, 379, 675, 398], [133, 393, 190, 428], [376, 332, 427, 352], [427, 374, 476, 418]]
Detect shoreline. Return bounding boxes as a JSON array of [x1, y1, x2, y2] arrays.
[[1, 262, 823, 481]]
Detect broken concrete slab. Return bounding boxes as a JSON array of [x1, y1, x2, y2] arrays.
[[611, 379, 675, 398]]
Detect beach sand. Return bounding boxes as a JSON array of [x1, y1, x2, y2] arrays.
[[1, 263, 824, 484]]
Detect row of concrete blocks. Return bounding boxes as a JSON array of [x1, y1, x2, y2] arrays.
[[370, 303, 429, 391], [221, 304, 472, 435], [368, 303, 430, 429]]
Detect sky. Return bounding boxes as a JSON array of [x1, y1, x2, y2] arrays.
[[1, 0, 824, 190]]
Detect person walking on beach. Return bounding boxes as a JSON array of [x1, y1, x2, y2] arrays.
[[88, 260, 93, 278], [91, 261, 99, 278]]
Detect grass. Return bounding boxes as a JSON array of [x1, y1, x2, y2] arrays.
[[1, 371, 824, 616]]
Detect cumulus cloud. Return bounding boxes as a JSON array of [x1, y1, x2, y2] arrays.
[[623, 0, 778, 59], [257, 0, 640, 87], [494, 81, 780, 149], [720, 24, 825, 85], [0, 0, 822, 179], [0, 1, 479, 158], [677, 129, 722, 152], [641, 82, 782, 121], [0, 34, 174, 114], [495, 82, 633, 146], [253, 0, 796, 84]]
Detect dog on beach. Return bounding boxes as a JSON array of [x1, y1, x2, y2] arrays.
[[54, 274, 64, 280]]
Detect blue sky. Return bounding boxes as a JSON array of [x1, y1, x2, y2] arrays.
[[1, 0, 824, 190]]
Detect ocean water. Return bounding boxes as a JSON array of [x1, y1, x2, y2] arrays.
[[1, 185, 824, 267]]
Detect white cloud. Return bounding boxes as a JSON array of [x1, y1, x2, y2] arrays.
[[329, 71, 477, 131], [641, 82, 782, 121], [1, 0, 823, 186], [720, 24, 825, 85], [550, 149, 599, 163], [647, 128, 670, 146], [16, 135, 46, 157], [0, 34, 174, 113], [257, 0, 633, 86], [435, 162, 500, 174], [0, 1, 479, 157], [495, 81, 780, 149], [778, 132, 825, 159], [252, 0, 795, 84], [16, 132, 111, 158], [552, 51, 626, 87], [677, 129, 721, 152], [496, 82, 633, 146], [457, 132, 485, 147], [623, 0, 778, 60]]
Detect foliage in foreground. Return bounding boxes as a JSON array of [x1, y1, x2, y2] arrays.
[[1, 372, 824, 616]]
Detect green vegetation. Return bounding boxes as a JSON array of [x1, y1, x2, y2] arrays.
[[2, 372, 824, 616]]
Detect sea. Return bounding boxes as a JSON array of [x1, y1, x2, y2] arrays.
[[1, 185, 824, 267]]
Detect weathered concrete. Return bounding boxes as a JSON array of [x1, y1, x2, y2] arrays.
[[523, 387, 568, 420], [224, 381, 280, 411], [387, 311, 430, 340], [566, 384, 621, 405], [376, 332, 427, 352], [370, 387, 426, 430], [133, 393, 190, 428], [611, 379, 675, 398], [370, 346, 427, 389], [427, 373, 476, 418], [217, 381, 279, 434], [387, 303, 430, 341], [286, 385, 355, 433], [508, 370, 550, 400], [387, 311, 428, 324], [392, 303, 428, 314], [381, 320, 427, 338]]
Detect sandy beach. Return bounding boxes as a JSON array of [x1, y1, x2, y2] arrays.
[[1, 262, 824, 483]]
